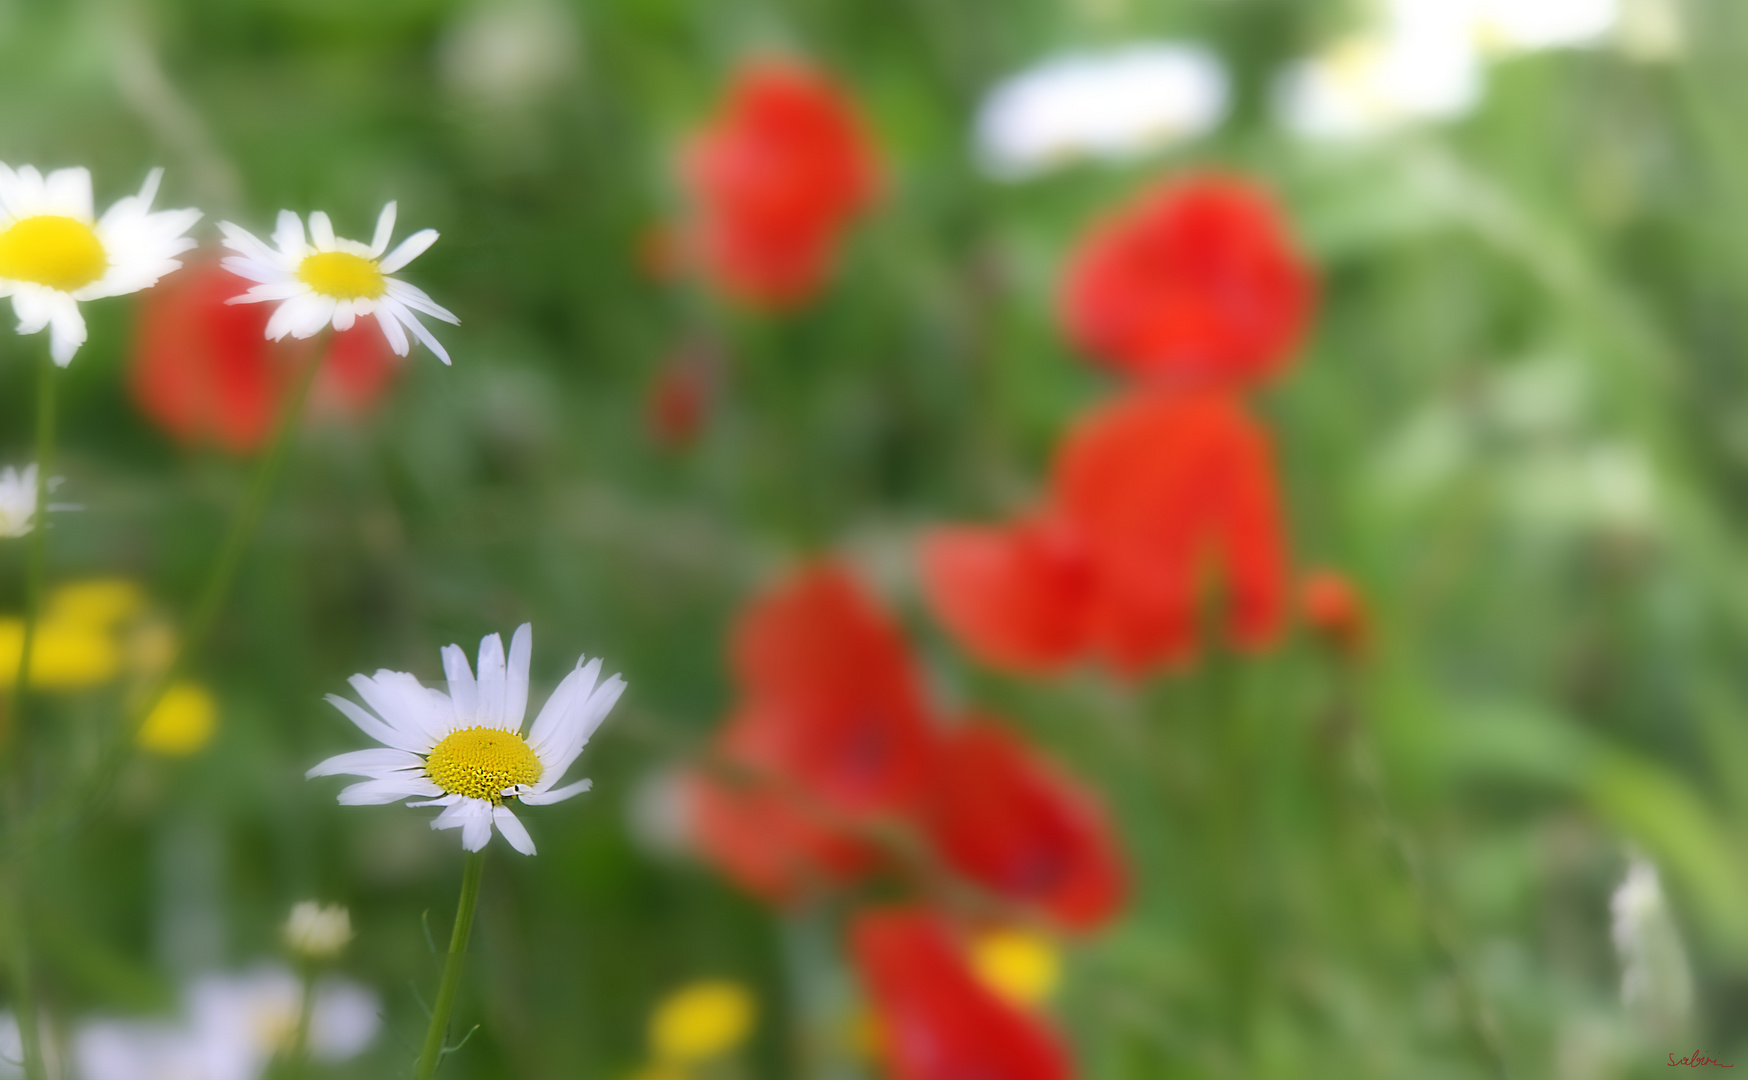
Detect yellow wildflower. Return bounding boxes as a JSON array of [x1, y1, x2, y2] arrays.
[[971, 928, 1060, 1008], [0, 616, 120, 689], [45, 578, 146, 630], [136, 681, 217, 756], [648, 979, 756, 1065]]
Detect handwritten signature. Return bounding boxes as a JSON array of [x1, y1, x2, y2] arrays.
[[1670, 1051, 1735, 1068]]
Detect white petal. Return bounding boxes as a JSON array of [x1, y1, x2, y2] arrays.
[[379, 228, 437, 273], [539, 673, 625, 784], [383, 300, 450, 364], [519, 778, 591, 806], [43, 167, 93, 220], [309, 210, 336, 250], [339, 776, 441, 804], [526, 658, 599, 756], [306, 747, 424, 779], [373, 306, 410, 356], [324, 693, 426, 753], [11, 288, 50, 334], [442, 643, 478, 724], [506, 624, 532, 733], [475, 632, 508, 730], [273, 209, 307, 257], [348, 671, 447, 748], [492, 806, 536, 855], [370, 201, 397, 256], [265, 294, 318, 341], [383, 279, 459, 324], [134, 167, 163, 209], [46, 294, 87, 366], [332, 298, 356, 331], [218, 221, 283, 266]]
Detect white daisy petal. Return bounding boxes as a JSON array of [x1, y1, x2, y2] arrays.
[[475, 633, 508, 730], [374, 304, 411, 356], [383, 299, 451, 364], [527, 659, 599, 757], [273, 210, 307, 257], [306, 748, 425, 779], [324, 694, 426, 754], [492, 806, 536, 855], [308, 210, 336, 250], [519, 778, 591, 806], [370, 201, 397, 256], [379, 228, 438, 273], [42, 167, 93, 219], [339, 776, 441, 805], [46, 293, 87, 366], [442, 643, 478, 724], [384, 279, 460, 324], [506, 624, 532, 732], [540, 673, 626, 785]]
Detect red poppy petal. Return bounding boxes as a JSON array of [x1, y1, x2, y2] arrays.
[[918, 518, 1094, 673]]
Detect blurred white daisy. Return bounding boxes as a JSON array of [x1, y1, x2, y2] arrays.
[[308, 624, 625, 855], [283, 901, 353, 961], [0, 164, 201, 366], [975, 44, 1227, 179], [71, 966, 378, 1080], [218, 202, 458, 364], [0, 464, 74, 538]]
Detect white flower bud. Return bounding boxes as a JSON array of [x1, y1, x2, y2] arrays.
[[283, 901, 353, 962]]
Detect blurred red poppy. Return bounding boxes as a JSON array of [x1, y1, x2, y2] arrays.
[[1062, 174, 1312, 389], [130, 261, 398, 454], [682, 709, 880, 904], [920, 390, 1290, 677], [925, 720, 1125, 930], [683, 60, 878, 307], [729, 563, 936, 816], [851, 907, 1069, 1080], [1300, 568, 1368, 659], [1057, 389, 1290, 674], [919, 514, 1093, 673]]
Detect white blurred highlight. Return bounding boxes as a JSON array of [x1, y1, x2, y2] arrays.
[[975, 44, 1228, 179], [1610, 854, 1693, 1039]]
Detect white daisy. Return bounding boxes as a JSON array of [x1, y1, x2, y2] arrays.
[[0, 464, 74, 538], [0, 164, 201, 366], [219, 202, 459, 364], [308, 624, 625, 855], [72, 966, 379, 1080]]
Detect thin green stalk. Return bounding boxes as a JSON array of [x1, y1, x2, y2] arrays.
[[283, 961, 317, 1079], [416, 849, 486, 1080], [3, 350, 57, 766], [4, 348, 57, 1080], [7, 874, 45, 1080]]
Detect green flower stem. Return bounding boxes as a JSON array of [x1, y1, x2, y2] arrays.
[[4, 347, 58, 1080], [3, 348, 58, 766], [416, 849, 487, 1080]]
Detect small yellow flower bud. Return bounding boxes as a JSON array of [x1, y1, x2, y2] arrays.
[[648, 979, 756, 1065]]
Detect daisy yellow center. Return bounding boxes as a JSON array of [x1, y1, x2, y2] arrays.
[[0, 215, 107, 292], [296, 250, 386, 300], [425, 726, 542, 803]]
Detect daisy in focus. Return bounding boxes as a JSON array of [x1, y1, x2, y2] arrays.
[[219, 202, 459, 364], [308, 625, 625, 854], [0, 164, 201, 365]]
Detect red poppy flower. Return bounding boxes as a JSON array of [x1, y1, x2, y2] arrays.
[[683, 60, 878, 306], [1056, 389, 1290, 673], [851, 907, 1069, 1080], [1300, 568, 1368, 658], [925, 719, 1124, 930], [130, 261, 398, 453], [918, 515, 1094, 674], [682, 709, 880, 905], [920, 390, 1290, 677], [729, 563, 937, 817], [1062, 174, 1312, 388]]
